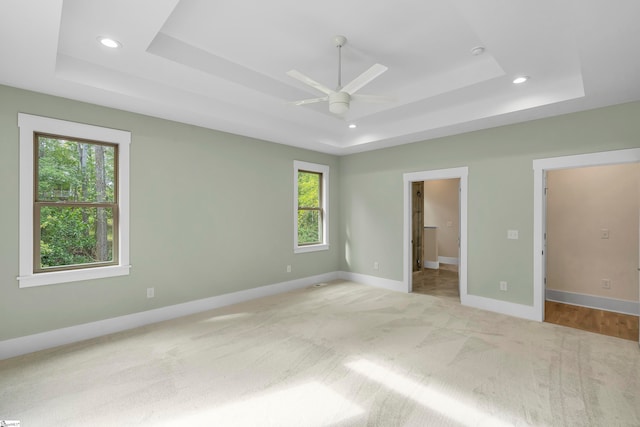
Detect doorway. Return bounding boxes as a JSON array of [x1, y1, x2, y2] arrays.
[[532, 148, 640, 344], [403, 167, 468, 302], [413, 178, 461, 302], [543, 163, 639, 340]]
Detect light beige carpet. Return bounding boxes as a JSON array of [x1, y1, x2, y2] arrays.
[[1, 280, 639, 426]]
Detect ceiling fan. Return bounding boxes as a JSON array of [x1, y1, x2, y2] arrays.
[[287, 35, 391, 115]]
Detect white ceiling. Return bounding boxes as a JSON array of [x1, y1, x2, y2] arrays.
[[2, 0, 640, 155]]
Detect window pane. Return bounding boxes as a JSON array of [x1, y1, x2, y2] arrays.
[[298, 209, 322, 244], [298, 171, 320, 208], [39, 206, 114, 269], [37, 136, 115, 203]]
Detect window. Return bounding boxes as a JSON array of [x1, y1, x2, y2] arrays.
[[18, 114, 131, 287], [294, 161, 329, 253], [35, 134, 118, 271], [298, 170, 322, 244]]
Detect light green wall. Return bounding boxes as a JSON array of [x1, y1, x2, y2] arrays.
[[0, 85, 339, 341], [338, 102, 640, 305], [2, 83, 639, 342]]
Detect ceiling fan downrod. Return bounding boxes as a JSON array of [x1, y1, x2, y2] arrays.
[[335, 35, 347, 90]]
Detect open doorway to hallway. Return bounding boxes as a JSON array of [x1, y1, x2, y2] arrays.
[[533, 148, 640, 344], [403, 167, 468, 302], [543, 163, 639, 340], [412, 178, 461, 302]]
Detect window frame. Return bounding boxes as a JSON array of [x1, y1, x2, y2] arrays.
[[18, 113, 131, 287], [294, 160, 329, 253]]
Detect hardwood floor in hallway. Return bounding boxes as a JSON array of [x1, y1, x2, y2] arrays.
[[545, 300, 639, 341], [412, 264, 459, 302]]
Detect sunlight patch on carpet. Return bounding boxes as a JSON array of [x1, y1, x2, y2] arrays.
[[161, 381, 363, 426], [346, 358, 512, 427]]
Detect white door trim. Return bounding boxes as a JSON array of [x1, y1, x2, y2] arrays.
[[532, 148, 640, 322], [403, 167, 468, 297]]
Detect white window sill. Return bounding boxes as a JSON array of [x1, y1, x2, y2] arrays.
[[294, 243, 329, 254], [18, 265, 131, 288]]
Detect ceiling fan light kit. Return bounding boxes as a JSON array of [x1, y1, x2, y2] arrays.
[[287, 35, 389, 115], [329, 91, 350, 114]]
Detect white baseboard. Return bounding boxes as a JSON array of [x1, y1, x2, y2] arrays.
[[438, 256, 458, 265], [0, 272, 339, 361], [1, 270, 554, 361], [336, 271, 540, 323], [461, 294, 540, 321], [424, 258, 458, 269], [546, 289, 639, 316], [338, 271, 406, 293]]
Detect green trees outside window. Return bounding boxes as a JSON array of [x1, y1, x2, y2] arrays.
[[297, 170, 323, 245], [35, 134, 117, 271]]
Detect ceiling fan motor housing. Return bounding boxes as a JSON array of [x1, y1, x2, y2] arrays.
[[329, 91, 350, 114]]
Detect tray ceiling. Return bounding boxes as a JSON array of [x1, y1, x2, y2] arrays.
[[2, 0, 639, 154]]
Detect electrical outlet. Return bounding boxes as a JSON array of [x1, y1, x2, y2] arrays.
[[499, 281, 508, 291], [146, 287, 155, 298], [507, 230, 519, 240], [286, 265, 291, 273], [373, 261, 379, 270], [600, 228, 610, 239], [601, 279, 611, 289]]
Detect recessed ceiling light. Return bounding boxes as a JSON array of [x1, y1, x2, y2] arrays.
[[513, 76, 529, 84], [348, 124, 357, 129], [97, 36, 121, 49]]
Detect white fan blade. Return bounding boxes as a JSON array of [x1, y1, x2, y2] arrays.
[[286, 70, 334, 95], [351, 94, 395, 103], [341, 63, 388, 95], [289, 96, 329, 106]]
